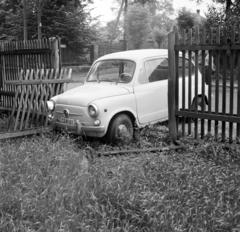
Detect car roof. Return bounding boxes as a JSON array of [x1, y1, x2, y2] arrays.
[[96, 49, 168, 62]]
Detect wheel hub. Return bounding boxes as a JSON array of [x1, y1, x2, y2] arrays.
[[117, 124, 131, 139]]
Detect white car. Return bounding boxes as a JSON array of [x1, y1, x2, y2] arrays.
[[47, 49, 207, 143]]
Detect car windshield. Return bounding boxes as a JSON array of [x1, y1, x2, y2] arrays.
[[87, 59, 135, 83]]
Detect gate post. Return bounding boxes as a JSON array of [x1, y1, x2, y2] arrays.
[[90, 44, 99, 64], [51, 37, 61, 69], [168, 28, 177, 141]]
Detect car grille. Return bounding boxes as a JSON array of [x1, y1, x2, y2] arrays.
[[54, 104, 93, 126]]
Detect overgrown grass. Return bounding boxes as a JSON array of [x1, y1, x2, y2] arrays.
[[0, 126, 240, 231]]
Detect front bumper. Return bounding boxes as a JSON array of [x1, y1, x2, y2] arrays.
[[52, 120, 106, 137]]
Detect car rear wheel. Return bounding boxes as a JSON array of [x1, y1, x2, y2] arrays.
[[106, 114, 134, 144]]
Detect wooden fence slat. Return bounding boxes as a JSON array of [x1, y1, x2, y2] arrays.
[[188, 29, 193, 135], [175, 50, 179, 137], [29, 70, 42, 128], [168, 29, 178, 141], [229, 27, 235, 141], [5, 78, 81, 85], [214, 27, 221, 139], [13, 80, 26, 131], [35, 69, 45, 125], [55, 68, 64, 95], [19, 70, 33, 130], [181, 50, 186, 136], [200, 28, 206, 139], [177, 110, 240, 123], [40, 69, 50, 125], [63, 68, 72, 92], [44, 69, 55, 126], [237, 51, 240, 137], [24, 83, 37, 129], [201, 49, 206, 138], [175, 44, 240, 51], [222, 48, 227, 141], [194, 50, 199, 139]]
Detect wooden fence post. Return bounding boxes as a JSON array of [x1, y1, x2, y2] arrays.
[[90, 44, 99, 63], [168, 28, 177, 141], [51, 37, 61, 69]]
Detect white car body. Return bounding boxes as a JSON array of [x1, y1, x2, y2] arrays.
[[48, 49, 207, 139]]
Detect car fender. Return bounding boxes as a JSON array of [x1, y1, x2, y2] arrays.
[[90, 94, 139, 132]]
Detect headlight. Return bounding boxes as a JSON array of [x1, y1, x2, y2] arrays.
[[46, 100, 55, 111], [88, 104, 99, 117]]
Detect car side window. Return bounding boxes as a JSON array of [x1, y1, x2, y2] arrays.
[[141, 58, 168, 84]]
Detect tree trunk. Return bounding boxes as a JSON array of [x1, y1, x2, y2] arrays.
[[37, 0, 42, 40], [123, 0, 128, 50], [110, 0, 124, 45], [23, 0, 27, 41], [225, 0, 232, 20]]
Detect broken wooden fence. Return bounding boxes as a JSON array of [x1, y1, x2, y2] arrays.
[[168, 26, 240, 142], [0, 38, 60, 111], [0, 68, 81, 139]]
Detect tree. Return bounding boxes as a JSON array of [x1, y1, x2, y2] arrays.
[[99, 20, 123, 42], [176, 7, 206, 31], [204, 0, 240, 30], [133, 0, 173, 15], [190, 0, 240, 24], [153, 28, 167, 47], [177, 8, 195, 31], [125, 3, 151, 49], [0, 0, 96, 53], [96, 0, 173, 49], [151, 13, 174, 47], [209, 0, 238, 15]]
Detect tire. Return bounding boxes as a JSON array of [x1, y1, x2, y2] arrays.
[[106, 114, 134, 144]]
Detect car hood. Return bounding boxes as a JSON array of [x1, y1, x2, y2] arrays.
[[52, 83, 132, 106]]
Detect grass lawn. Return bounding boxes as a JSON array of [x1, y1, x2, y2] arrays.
[[0, 125, 240, 232]]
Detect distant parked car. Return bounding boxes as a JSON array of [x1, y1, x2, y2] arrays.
[[47, 49, 208, 143]]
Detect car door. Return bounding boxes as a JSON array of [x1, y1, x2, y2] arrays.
[[134, 58, 169, 125]]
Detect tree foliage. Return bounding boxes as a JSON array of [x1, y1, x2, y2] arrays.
[[133, 0, 173, 15], [98, 20, 123, 42], [190, 0, 240, 28], [126, 3, 151, 49], [0, 0, 95, 52], [176, 7, 206, 31], [206, 0, 240, 26], [151, 13, 174, 47], [96, 0, 174, 49], [177, 8, 195, 30]]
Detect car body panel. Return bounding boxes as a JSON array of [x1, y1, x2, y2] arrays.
[[51, 82, 131, 106]]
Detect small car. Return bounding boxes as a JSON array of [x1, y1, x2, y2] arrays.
[[47, 49, 207, 143]]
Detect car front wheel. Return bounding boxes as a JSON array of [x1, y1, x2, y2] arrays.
[[106, 114, 134, 144]]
